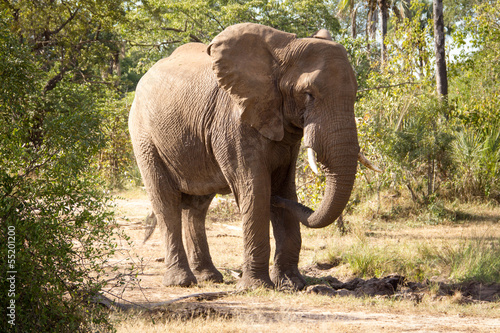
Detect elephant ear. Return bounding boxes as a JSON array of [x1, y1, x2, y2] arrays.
[[208, 23, 296, 141]]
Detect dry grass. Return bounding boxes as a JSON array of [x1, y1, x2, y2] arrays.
[[110, 291, 500, 333], [106, 189, 500, 332]]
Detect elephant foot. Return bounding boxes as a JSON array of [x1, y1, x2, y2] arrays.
[[270, 266, 306, 291], [192, 267, 224, 283], [236, 272, 274, 290], [163, 268, 197, 287]]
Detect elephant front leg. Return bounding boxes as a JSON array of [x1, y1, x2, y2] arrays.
[[235, 181, 274, 289], [270, 206, 306, 290], [182, 194, 223, 283]]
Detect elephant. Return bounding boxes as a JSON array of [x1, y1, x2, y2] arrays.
[[129, 23, 371, 290]]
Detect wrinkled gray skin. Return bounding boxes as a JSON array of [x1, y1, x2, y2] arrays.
[[129, 23, 359, 290]]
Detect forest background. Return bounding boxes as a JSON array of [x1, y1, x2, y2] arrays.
[[0, 0, 499, 332]]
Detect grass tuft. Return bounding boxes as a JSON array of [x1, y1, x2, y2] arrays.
[[324, 229, 500, 283], [442, 237, 500, 283]]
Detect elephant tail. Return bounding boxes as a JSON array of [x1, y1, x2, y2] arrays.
[[143, 212, 157, 244]]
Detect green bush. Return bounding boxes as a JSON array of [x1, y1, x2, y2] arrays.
[[98, 92, 138, 189], [349, 1, 500, 219], [450, 126, 500, 201], [446, 1, 500, 202], [0, 18, 121, 333]]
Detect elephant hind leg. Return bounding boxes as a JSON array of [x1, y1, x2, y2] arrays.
[[182, 193, 223, 283], [134, 142, 196, 287]]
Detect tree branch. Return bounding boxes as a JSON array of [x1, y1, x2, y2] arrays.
[[206, 12, 225, 31], [126, 39, 182, 48], [34, 8, 81, 51], [357, 81, 418, 93], [49, 8, 80, 36], [43, 67, 67, 93], [93, 290, 239, 311], [161, 27, 203, 43]]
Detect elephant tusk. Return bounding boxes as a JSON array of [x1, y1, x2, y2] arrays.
[[307, 148, 319, 175], [358, 152, 382, 173]]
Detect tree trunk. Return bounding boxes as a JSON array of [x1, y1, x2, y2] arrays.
[[378, 0, 389, 66], [366, 1, 377, 51], [351, 4, 358, 39], [433, 0, 448, 100], [427, 156, 435, 199]]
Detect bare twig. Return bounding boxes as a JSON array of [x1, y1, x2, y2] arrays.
[[93, 290, 239, 311], [19, 149, 62, 178], [358, 81, 418, 93], [406, 183, 421, 204], [161, 27, 203, 43], [206, 12, 225, 31], [126, 39, 182, 48]]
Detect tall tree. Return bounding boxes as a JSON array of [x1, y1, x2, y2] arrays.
[[338, 0, 361, 38], [378, 0, 390, 65], [433, 0, 448, 100], [338, 0, 379, 51]]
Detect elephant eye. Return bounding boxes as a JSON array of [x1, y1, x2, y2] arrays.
[[305, 92, 315, 102]]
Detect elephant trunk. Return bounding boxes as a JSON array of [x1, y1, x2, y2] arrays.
[[273, 105, 359, 229], [303, 172, 356, 228]]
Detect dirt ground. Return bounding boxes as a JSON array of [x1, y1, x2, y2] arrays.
[[105, 192, 500, 332]]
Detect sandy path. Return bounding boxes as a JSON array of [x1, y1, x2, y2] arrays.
[[108, 194, 500, 332]]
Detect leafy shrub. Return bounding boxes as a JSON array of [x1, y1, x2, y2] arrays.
[[0, 18, 122, 333], [446, 1, 500, 202], [348, 0, 500, 219], [450, 126, 500, 201], [98, 92, 138, 189]]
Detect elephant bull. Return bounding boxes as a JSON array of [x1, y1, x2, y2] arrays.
[[129, 23, 363, 290]]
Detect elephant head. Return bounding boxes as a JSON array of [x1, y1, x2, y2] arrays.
[[208, 23, 360, 229]]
